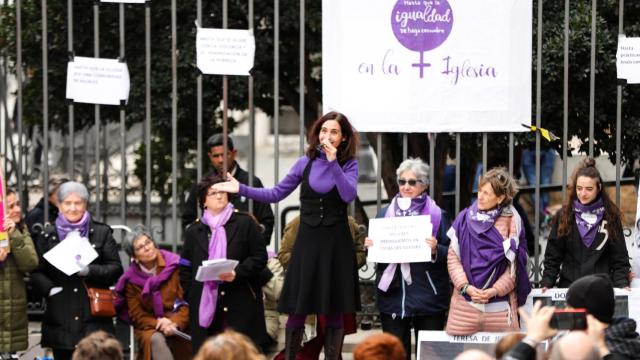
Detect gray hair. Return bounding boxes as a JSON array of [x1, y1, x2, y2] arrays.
[[57, 181, 89, 203], [396, 157, 430, 187], [123, 231, 156, 257]]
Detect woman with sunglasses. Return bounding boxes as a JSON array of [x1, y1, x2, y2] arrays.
[[445, 167, 530, 335], [213, 112, 360, 360], [114, 231, 191, 360], [363, 158, 451, 360]]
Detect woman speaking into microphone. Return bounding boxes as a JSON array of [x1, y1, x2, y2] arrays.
[[213, 111, 360, 360]]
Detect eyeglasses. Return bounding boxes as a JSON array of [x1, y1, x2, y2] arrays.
[[133, 239, 154, 252], [397, 178, 423, 186], [207, 190, 224, 198]]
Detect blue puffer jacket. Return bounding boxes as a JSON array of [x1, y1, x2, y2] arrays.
[[374, 205, 451, 318]]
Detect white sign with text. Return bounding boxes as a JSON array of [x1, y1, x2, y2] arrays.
[[196, 28, 256, 76], [522, 288, 640, 330], [616, 36, 640, 84], [367, 215, 432, 263], [66, 57, 130, 106], [322, 0, 532, 133]]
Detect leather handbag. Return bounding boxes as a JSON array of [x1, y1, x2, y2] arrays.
[[84, 283, 116, 317]]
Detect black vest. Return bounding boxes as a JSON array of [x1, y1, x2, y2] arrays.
[[299, 158, 348, 227]]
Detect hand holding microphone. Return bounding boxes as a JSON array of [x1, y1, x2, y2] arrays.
[[317, 139, 338, 162]]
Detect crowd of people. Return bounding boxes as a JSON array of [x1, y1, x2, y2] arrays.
[[0, 111, 638, 360]]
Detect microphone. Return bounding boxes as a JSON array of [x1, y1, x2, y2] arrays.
[[315, 143, 324, 152]]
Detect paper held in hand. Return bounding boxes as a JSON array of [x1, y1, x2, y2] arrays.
[[43, 231, 99, 276], [367, 215, 433, 263], [195, 258, 239, 282]]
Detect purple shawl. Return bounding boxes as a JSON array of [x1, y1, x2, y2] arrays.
[[114, 249, 182, 323], [573, 197, 605, 248], [55, 211, 91, 240], [377, 192, 441, 292], [199, 204, 234, 328], [451, 201, 531, 306]]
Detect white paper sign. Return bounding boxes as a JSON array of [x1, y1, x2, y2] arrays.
[[195, 258, 239, 282], [100, 0, 146, 3], [322, 0, 532, 133], [522, 288, 639, 330], [417, 331, 547, 360], [43, 231, 99, 276], [196, 28, 256, 76], [66, 57, 130, 105], [367, 215, 432, 263], [616, 36, 640, 84]]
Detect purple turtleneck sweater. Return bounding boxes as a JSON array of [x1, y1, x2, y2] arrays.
[[239, 154, 358, 203]]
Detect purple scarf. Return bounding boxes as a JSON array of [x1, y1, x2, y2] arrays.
[[199, 204, 234, 328], [114, 249, 182, 323], [451, 201, 531, 306], [573, 198, 605, 248], [55, 211, 91, 240], [377, 193, 441, 292]]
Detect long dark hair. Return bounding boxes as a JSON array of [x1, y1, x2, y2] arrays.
[[557, 158, 623, 239], [305, 111, 359, 165]]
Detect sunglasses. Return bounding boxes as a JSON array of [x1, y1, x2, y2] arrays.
[[397, 178, 423, 186]]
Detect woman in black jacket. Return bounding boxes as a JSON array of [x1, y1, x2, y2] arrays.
[[541, 158, 630, 289], [180, 174, 269, 355], [30, 182, 123, 360]]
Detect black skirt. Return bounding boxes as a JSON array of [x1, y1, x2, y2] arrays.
[[277, 220, 361, 315]]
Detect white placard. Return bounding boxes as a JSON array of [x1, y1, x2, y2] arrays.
[[196, 28, 255, 76], [195, 258, 239, 282], [322, 0, 532, 133], [417, 331, 547, 360], [100, 0, 146, 3], [367, 215, 432, 263], [43, 231, 99, 276], [522, 288, 639, 330], [616, 36, 640, 84], [66, 57, 130, 106]]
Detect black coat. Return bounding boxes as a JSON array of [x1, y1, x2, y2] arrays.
[[374, 206, 452, 318], [24, 197, 59, 237], [182, 163, 275, 245], [541, 210, 630, 288], [180, 212, 269, 353], [30, 220, 123, 350]]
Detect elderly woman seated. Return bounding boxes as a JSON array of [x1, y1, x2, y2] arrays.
[[115, 232, 191, 360]]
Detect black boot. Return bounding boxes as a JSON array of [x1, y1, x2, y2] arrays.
[[323, 327, 344, 360], [284, 327, 304, 360]]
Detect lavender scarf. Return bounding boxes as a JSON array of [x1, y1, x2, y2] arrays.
[[113, 249, 183, 323], [199, 204, 234, 328], [573, 197, 605, 248], [451, 201, 531, 306], [377, 192, 441, 292], [55, 211, 91, 240]]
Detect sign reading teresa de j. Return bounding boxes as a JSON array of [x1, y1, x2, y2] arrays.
[[322, 0, 532, 133]]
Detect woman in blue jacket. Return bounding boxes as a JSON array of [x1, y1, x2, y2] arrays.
[[365, 158, 450, 360]]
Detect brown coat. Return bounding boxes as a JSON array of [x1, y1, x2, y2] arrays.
[[125, 253, 191, 360]]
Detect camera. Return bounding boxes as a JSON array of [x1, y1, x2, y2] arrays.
[[549, 308, 587, 330]]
